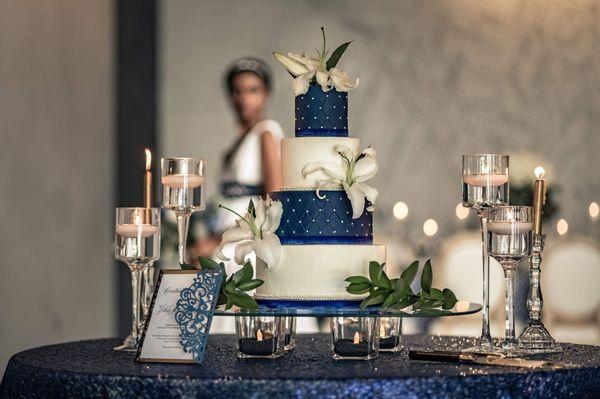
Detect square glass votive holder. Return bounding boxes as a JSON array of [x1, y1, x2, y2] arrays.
[[331, 317, 380, 360], [236, 316, 285, 359], [379, 317, 402, 352], [284, 317, 297, 351]]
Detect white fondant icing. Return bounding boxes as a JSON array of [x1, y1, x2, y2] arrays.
[[281, 137, 359, 189], [256, 244, 386, 298]]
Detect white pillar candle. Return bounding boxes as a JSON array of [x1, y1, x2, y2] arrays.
[[161, 174, 205, 189], [487, 221, 533, 234], [116, 224, 160, 238], [463, 174, 508, 187]]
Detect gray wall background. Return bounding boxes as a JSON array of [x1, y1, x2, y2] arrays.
[[0, 0, 114, 376], [161, 0, 600, 238]]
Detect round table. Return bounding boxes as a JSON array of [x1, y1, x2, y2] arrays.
[[2, 334, 599, 398]]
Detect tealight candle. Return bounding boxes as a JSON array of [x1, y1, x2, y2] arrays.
[[161, 174, 205, 189], [333, 332, 372, 357], [238, 329, 279, 356], [463, 174, 508, 187]]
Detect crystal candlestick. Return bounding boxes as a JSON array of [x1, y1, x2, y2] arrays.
[[517, 234, 562, 354]]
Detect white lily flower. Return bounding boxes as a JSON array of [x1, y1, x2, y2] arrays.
[[301, 146, 378, 219], [273, 52, 311, 76], [216, 197, 282, 270], [329, 68, 359, 92], [293, 71, 315, 96]]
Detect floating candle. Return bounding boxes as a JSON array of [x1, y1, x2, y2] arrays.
[[463, 174, 509, 187], [116, 223, 160, 238], [487, 221, 533, 234], [161, 174, 205, 189]]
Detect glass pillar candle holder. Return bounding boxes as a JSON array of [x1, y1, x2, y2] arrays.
[[161, 157, 206, 266], [462, 154, 509, 354], [114, 207, 160, 351], [331, 317, 380, 360], [236, 316, 285, 359], [284, 317, 297, 351], [379, 317, 402, 352]]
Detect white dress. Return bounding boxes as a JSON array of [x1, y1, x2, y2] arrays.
[[210, 120, 320, 334], [215, 119, 284, 232]]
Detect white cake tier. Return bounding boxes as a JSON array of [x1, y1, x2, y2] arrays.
[[281, 137, 359, 189], [255, 244, 386, 300]]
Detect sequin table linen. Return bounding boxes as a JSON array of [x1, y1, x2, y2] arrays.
[[2, 335, 600, 398]]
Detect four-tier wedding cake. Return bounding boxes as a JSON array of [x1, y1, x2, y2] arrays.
[[255, 82, 386, 303]]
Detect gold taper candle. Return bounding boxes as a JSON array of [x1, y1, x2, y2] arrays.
[[144, 149, 152, 221], [532, 166, 546, 235]]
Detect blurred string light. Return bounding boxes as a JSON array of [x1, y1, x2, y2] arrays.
[[556, 218, 568, 236], [423, 219, 438, 237], [393, 201, 409, 220], [589, 202, 599, 220], [455, 203, 469, 220]]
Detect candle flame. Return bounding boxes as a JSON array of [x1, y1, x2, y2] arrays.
[[534, 166, 545, 179], [353, 331, 360, 344], [145, 148, 152, 171], [256, 329, 263, 341]]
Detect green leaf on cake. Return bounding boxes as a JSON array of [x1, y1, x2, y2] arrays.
[[198, 257, 263, 310], [326, 40, 353, 70], [180, 262, 198, 271], [369, 261, 384, 285], [442, 288, 458, 310], [345, 276, 371, 285], [401, 260, 419, 284], [237, 279, 264, 292], [420, 259, 433, 294], [345, 258, 460, 313]]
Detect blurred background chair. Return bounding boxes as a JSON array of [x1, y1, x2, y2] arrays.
[[542, 238, 600, 345], [428, 232, 505, 337]]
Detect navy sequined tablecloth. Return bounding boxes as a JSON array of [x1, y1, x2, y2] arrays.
[[2, 334, 600, 398]]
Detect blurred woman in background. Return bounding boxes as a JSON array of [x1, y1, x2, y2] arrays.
[[192, 57, 283, 261]]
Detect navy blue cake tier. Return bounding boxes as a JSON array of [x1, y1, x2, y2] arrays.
[[270, 190, 372, 244], [295, 85, 348, 137]]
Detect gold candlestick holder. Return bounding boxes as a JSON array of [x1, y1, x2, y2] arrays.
[[517, 233, 562, 354]]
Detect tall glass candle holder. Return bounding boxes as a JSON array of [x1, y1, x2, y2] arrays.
[[488, 206, 532, 356], [115, 207, 160, 351], [462, 154, 509, 353], [331, 317, 379, 360], [236, 316, 285, 359], [161, 158, 205, 265]]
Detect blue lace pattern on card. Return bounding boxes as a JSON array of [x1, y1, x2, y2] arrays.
[[175, 270, 223, 364]]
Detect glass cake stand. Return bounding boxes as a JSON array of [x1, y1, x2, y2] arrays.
[[214, 302, 481, 318]]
